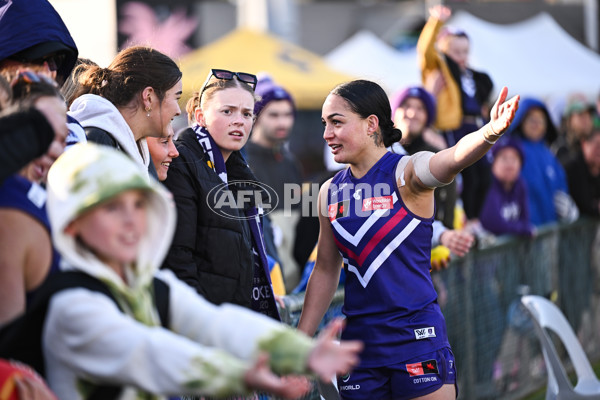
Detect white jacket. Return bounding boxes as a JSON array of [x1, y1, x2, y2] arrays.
[[44, 144, 313, 399], [68, 94, 151, 175]]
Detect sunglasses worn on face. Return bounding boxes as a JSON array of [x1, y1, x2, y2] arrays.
[[39, 52, 66, 72], [198, 69, 257, 103], [9, 52, 66, 72]]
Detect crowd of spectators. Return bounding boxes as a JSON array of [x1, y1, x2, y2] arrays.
[[0, 0, 599, 399]]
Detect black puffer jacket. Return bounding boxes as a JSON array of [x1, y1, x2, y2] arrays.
[[445, 54, 493, 113], [162, 128, 256, 307]]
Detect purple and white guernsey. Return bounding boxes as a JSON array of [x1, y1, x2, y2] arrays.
[[327, 152, 450, 367]]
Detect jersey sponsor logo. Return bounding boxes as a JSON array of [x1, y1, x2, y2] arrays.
[[414, 327, 436, 340], [338, 373, 360, 391], [330, 182, 349, 196], [362, 195, 393, 211], [413, 376, 439, 384], [406, 359, 439, 377], [328, 200, 349, 221]]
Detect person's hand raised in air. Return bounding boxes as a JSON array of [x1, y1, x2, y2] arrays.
[[429, 5, 451, 22]]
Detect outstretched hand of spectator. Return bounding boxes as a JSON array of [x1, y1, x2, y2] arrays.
[[307, 318, 363, 382], [244, 353, 311, 399], [440, 229, 475, 257]]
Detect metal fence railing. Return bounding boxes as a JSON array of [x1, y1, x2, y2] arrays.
[[276, 217, 600, 400]]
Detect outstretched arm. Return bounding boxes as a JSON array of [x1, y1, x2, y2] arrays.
[[429, 5, 452, 22], [417, 5, 452, 69], [398, 87, 519, 220], [430, 87, 519, 183], [46, 271, 362, 399], [243, 354, 312, 399], [244, 319, 362, 399]]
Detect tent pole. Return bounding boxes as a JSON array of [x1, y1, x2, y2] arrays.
[[237, 0, 268, 32], [584, 0, 598, 51]]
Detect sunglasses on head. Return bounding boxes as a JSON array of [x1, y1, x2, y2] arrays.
[[11, 70, 57, 88], [198, 69, 257, 103]]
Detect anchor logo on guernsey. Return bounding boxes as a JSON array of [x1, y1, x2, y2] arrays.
[[328, 200, 350, 221]]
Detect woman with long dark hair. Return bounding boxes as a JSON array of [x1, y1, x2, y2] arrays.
[[298, 80, 519, 400], [69, 46, 182, 178]]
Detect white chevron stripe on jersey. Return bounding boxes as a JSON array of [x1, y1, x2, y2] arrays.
[[331, 192, 399, 246], [345, 218, 421, 287]]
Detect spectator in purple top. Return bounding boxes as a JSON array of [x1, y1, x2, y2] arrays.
[[479, 137, 535, 237]]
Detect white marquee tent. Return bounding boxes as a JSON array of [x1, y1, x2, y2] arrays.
[[451, 11, 600, 101], [326, 11, 600, 102], [325, 29, 420, 97]]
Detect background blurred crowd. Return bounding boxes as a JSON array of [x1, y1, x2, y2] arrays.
[[0, 0, 599, 399]]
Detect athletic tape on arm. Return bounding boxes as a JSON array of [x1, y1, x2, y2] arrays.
[[412, 151, 451, 189], [395, 155, 411, 186]]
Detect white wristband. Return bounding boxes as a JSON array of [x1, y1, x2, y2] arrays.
[[481, 130, 497, 145], [481, 124, 502, 144]]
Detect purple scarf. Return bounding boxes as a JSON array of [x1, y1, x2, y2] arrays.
[[193, 125, 280, 320]]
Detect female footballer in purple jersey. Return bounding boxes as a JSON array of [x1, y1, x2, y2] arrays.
[[298, 80, 519, 400]]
